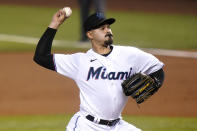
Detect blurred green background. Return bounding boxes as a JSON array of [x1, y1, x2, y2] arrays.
[[0, 114, 197, 131], [0, 5, 197, 52]]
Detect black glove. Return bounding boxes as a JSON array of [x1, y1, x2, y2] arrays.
[[122, 73, 160, 104]]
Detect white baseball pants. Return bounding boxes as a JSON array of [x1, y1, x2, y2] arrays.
[[66, 112, 142, 131]]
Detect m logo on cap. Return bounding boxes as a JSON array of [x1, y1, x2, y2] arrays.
[[96, 12, 105, 20]]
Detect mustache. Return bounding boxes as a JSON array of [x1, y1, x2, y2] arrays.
[[105, 33, 113, 37]]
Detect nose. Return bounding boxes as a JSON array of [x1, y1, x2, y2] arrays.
[[105, 28, 112, 34], [105, 27, 111, 32]]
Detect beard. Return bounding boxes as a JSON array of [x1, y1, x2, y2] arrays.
[[104, 38, 113, 47], [103, 34, 113, 47]]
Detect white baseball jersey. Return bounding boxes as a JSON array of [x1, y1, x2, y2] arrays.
[[54, 45, 164, 120]]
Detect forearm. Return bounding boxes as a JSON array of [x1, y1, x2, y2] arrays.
[[33, 27, 57, 71]]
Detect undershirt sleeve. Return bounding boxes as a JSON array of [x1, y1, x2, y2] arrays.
[[149, 68, 165, 88], [33, 27, 56, 71]]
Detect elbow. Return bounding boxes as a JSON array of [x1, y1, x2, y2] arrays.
[[32, 54, 55, 71], [33, 54, 41, 65], [150, 68, 165, 88]]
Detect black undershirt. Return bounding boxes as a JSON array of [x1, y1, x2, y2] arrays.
[[34, 27, 56, 70], [34, 27, 165, 89]]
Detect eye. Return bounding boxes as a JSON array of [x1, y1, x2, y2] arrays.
[[101, 27, 105, 30]]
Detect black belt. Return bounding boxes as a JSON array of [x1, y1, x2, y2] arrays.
[[86, 115, 120, 126]]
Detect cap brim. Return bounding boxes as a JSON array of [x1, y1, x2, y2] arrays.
[[86, 18, 116, 32], [98, 18, 116, 27]]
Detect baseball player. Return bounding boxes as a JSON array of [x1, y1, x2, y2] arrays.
[[34, 8, 165, 131]]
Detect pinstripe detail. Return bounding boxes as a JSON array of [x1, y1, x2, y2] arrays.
[[73, 116, 80, 131]]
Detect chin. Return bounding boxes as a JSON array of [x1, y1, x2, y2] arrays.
[[104, 39, 113, 47]]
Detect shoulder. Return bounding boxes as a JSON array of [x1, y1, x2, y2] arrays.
[[114, 45, 139, 50], [55, 52, 86, 57], [54, 52, 87, 62], [113, 45, 145, 54]]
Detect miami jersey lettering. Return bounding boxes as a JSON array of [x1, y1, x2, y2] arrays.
[[87, 66, 132, 81]]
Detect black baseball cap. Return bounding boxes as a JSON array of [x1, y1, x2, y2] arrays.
[[84, 12, 115, 32]]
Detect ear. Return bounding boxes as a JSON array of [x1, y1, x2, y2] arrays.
[[86, 31, 93, 40]]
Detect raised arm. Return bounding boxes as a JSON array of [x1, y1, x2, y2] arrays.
[[33, 9, 68, 70]]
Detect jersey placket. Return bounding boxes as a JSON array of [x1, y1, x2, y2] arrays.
[[88, 50, 119, 117], [104, 58, 118, 117]]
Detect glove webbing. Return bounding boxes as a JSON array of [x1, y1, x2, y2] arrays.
[[122, 73, 150, 96]]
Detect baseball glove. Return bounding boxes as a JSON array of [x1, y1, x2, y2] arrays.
[[122, 73, 159, 104]]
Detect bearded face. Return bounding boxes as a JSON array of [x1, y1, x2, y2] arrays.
[[87, 24, 114, 48]]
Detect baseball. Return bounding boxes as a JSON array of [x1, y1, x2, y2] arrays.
[[63, 7, 72, 17]]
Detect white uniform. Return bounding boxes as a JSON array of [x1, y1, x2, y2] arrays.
[[54, 45, 164, 131]]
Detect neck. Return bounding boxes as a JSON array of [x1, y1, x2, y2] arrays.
[[91, 42, 111, 55]]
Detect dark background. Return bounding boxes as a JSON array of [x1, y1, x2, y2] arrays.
[[1, 0, 197, 15]]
